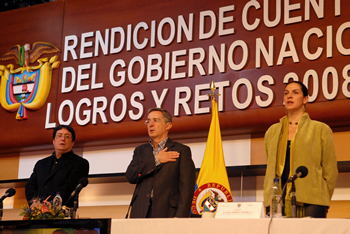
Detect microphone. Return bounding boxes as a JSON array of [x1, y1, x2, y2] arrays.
[[64, 177, 88, 206], [0, 188, 16, 202], [125, 169, 157, 218], [0, 188, 16, 221], [70, 177, 88, 197], [287, 166, 308, 183], [71, 177, 88, 219]]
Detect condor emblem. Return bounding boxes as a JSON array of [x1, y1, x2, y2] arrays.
[[0, 42, 60, 120]]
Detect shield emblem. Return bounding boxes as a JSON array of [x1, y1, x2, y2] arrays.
[[0, 42, 60, 120]]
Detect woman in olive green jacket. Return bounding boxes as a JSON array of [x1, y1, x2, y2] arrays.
[[263, 81, 338, 218]]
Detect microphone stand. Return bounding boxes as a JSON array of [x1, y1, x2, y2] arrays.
[[291, 181, 297, 218], [0, 201, 3, 221], [125, 174, 141, 219], [71, 195, 78, 219]]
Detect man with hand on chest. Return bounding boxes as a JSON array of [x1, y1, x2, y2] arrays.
[[126, 108, 196, 218]]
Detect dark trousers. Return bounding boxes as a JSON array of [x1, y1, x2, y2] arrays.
[[304, 204, 328, 218]]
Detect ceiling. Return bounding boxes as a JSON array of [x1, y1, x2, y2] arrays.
[[0, 0, 51, 12]]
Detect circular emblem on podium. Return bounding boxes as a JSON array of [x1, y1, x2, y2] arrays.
[[191, 182, 233, 214]]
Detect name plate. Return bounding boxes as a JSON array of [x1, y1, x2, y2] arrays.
[[215, 202, 265, 219]]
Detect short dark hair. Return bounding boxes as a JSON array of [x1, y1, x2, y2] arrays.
[[148, 107, 172, 123], [53, 125, 76, 141], [286, 81, 308, 97]]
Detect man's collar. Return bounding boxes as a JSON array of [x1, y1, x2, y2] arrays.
[[53, 150, 73, 159], [149, 137, 168, 149]]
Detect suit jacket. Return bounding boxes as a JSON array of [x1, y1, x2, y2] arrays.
[[25, 150, 89, 207], [125, 138, 196, 218]]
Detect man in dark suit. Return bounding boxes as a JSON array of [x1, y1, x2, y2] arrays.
[[125, 108, 196, 218], [25, 125, 89, 208]]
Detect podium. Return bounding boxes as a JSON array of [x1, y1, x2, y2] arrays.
[[0, 218, 111, 234]]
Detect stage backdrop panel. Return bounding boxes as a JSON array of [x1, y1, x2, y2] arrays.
[[0, 0, 349, 153]]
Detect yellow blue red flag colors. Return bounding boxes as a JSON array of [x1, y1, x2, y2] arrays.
[[191, 97, 233, 214]]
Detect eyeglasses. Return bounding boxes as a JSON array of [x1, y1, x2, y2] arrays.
[[145, 118, 162, 125], [55, 134, 72, 140]]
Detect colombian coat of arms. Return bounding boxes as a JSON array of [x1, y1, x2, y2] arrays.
[[0, 42, 60, 120]]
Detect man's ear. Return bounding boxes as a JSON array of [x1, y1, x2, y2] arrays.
[[166, 122, 172, 131]]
